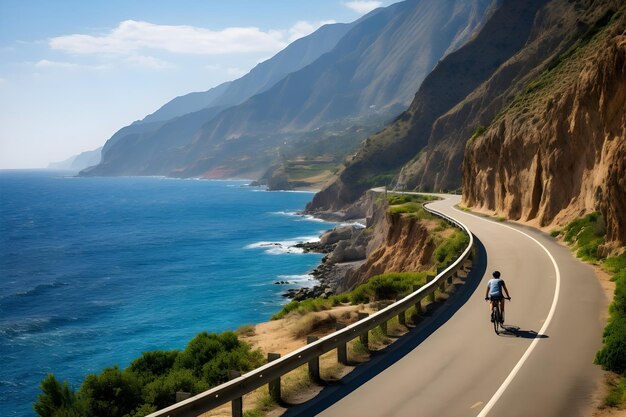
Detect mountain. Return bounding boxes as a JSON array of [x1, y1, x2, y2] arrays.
[[48, 147, 102, 171], [308, 0, 623, 214], [139, 21, 358, 125], [464, 6, 626, 245], [83, 21, 357, 176], [84, 0, 496, 179], [308, 0, 549, 211]]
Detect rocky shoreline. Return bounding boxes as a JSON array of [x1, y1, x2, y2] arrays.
[[280, 223, 369, 301]]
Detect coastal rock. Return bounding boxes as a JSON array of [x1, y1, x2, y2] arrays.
[[338, 212, 437, 292], [319, 226, 355, 246]]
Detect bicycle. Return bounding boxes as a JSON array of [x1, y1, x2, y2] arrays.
[[487, 297, 511, 335]]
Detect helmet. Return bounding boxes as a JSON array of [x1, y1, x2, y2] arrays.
[[492, 271, 501, 278]]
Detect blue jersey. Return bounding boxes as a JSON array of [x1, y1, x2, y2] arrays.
[[487, 278, 505, 297]]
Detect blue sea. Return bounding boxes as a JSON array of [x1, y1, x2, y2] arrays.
[[0, 170, 335, 417]]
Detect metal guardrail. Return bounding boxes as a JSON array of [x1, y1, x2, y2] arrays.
[[148, 196, 474, 417]]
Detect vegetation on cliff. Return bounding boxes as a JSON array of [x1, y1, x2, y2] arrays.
[[463, 5, 626, 245], [34, 332, 263, 417], [275, 194, 468, 319], [554, 214, 626, 408]]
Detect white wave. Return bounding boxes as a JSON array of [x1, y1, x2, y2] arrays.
[[339, 221, 366, 228], [245, 235, 320, 255], [277, 274, 316, 283]]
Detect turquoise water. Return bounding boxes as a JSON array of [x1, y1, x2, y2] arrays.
[[0, 171, 333, 416]]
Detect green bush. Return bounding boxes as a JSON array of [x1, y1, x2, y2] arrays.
[[34, 374, 79, 417], [605, 252, 626, 274], [35, 331, 264, 417], [349, 272, 427, 303], [605, 376, 626, 407], [129, 350, 179, 384], [610, 270, 626, 316], [434, 231, 469, 266], [595, 315, 626, 374], [142, 369, 208, 409], [562, 212, 606, 261], [80, 366, 142, 417], [271, 297, 337, 320]]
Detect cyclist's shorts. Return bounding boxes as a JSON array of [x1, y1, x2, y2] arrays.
[[489, 294, 503, 301]]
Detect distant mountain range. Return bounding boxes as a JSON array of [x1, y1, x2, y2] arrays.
[[48, 147, 102, 172], [82, 0, 495, 179]]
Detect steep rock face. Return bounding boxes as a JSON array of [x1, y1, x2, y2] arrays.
[[338, 213, 437, 292], [463, 12, 626, 244], [397, 0, 624, 191], [309, 0, 547, 211]]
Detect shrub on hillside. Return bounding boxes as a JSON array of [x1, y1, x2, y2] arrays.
[[595, 315, 626, 374], [34, 374, 80, 417], [80, 366, 142, 417], [434, 231, 469, 266], [563, 212, 606, 261], [34, 331, 264, 417]]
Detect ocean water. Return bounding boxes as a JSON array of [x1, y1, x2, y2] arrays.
[[0, 171, 334, 417]]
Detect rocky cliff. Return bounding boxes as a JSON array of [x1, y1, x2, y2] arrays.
[[463, 8, 626, 246], [337, 212, 439, 292], [308, 0, 623, 213]]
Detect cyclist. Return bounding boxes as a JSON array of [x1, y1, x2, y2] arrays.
[[485, 271, 511, 323]]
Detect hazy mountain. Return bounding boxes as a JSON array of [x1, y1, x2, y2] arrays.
[[84, 20, 357, 176], [139, 22, 358, 125], [48, 147, 102, 171], [88, 0, 495, 178]]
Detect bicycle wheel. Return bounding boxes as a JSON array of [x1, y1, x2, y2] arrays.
[[493, 306, 501, 335]]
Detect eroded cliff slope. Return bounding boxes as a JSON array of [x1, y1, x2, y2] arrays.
[[309, 0, 622, 213], [463, 9, 626, 245]]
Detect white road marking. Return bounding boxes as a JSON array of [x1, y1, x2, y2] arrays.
[[447, 204, 561, 417]]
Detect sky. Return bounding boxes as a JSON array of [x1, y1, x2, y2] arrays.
[[0, 0, 394, 169]]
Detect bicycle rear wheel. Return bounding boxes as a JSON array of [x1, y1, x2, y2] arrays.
[[493, 306, 501, 335]]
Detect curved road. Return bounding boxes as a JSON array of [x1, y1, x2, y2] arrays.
[[310, 195, 607, 417]]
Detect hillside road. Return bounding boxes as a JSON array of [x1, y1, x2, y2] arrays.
[[307, 194, 607, 417]]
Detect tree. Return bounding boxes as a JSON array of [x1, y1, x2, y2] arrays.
[[34, 374, 79, 417], [80, 366, 142, 417]]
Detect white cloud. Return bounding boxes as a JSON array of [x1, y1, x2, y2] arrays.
[[49, 20, 288, 56], [35, 59, 80, 69], [343, 1, 382, 14], [34, 59, 109, 71], [124, 55, 171, 69], [48, 19, 338, 59]]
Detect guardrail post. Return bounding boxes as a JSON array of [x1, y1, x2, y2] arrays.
[[380, 320, 388, 336], [307, 336, 321, 383], [413, 285, 423, 316], [396, 295, 406, 326], [336, 323, 349, 365], [175, 391, 191, 403], [427, 275, 436, 302], [267, 353, 281, 403], [229, 370, 243, 417], [358, 312, 369, 347]]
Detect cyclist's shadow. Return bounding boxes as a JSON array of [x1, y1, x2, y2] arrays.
[[499, 324, 549, 339]]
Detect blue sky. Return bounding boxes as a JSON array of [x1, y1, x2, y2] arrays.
[[0, 0, 394, 168]]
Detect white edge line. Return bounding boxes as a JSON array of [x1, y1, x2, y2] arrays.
[[447, 204, 561, 417]]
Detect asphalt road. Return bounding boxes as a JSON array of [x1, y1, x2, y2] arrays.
[[293, 194, 607, 417]]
